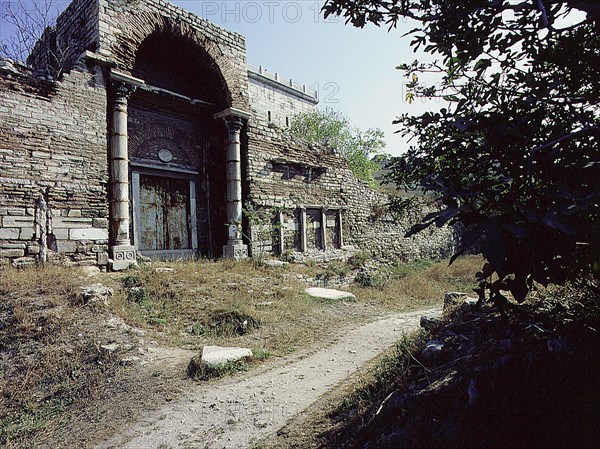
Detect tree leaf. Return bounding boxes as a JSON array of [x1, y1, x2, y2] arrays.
[[404, 221, 434, 238]]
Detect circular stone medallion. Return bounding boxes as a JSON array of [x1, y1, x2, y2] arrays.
[[157, 148, 173, 163]]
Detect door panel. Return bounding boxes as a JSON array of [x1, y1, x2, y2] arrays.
[[306, 208, 323, 249], [139, 175, 190, 251]]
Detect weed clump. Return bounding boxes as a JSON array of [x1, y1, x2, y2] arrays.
[[198, 311, 260, 337], [348, 251, 370, 269], [354, 270, 389, 289], [317, 261, 351, 282]]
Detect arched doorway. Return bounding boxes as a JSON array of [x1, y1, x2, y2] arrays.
[[126, 31, 230, 258]]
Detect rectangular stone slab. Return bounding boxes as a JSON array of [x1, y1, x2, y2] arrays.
[[202, 346, 253, 367]]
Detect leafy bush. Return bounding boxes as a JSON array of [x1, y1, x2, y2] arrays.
[[324, 0, 600, 302], [289, 108, 386, 187]]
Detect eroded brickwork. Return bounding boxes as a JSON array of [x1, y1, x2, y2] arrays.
[[245, 117, 456, 261], [0, 61, 109, 266]]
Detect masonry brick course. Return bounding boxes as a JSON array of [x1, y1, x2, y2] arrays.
[[0, 57, 109, 265]]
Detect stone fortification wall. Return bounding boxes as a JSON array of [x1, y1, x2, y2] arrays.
[[1, 0, 455, 267], [248, 66, 318, 128], [0, 60, 109, 266], [244, 117, 456, 261]]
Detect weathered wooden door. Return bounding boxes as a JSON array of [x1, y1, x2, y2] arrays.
[[139, 175, 190, 251]]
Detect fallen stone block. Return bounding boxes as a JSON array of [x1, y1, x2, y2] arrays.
[[264, 260, 289, 268], [305, 287, 356, 301], [201, 345, 253, 367], [81, 284, 113, 305]]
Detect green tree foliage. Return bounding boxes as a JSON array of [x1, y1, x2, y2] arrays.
[[323, 0, 599, 304], [289, 107, 386, 186]]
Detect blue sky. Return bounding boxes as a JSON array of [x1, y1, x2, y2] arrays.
[[0, 0, 447, 155], [173, 1, 443, 155]]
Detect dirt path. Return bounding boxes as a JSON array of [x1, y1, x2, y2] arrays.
[[97, 307, 441, 449]]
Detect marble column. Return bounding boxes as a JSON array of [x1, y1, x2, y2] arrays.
[[321, 207, 327, 251], [337, 209, 344, 248], [214, 108, 251, 259], [277, 210, 285, 255], [299, 207, 307, 252], [109, 74, 141, 270]]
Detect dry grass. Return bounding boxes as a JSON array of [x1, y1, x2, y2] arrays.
[[1, 255, 483, 447], [0, 263, 80, 299], [0, 264, 122, 448], [100, 259, 325, 357], [99, 256, 481, 357], [350, 255, 483, 311]]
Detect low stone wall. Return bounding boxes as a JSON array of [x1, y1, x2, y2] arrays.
[[245, 117, 457, 263]]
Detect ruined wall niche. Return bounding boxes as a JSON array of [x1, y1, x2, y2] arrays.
[[247, 205, 343, 257]]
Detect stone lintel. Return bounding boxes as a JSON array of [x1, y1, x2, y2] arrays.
[[110, 70, 145, 87]]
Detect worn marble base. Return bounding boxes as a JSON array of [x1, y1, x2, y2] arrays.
[[223, 242, 248, 260], [110, 244, 136, 270]]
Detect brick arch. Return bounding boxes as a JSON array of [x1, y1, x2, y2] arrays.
[[110, 11, 238, 109], [128, 123, 205, 167]]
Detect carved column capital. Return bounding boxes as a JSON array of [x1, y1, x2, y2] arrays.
[[213, 107, 252, 124], [224, 115, 244, 133], [110, 81, 136, 105], [109, 70, 144, 106]]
